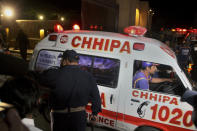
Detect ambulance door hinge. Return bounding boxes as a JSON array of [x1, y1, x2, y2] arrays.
[[110, 94, 113, 104]]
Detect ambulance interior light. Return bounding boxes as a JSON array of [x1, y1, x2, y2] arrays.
[[124, 26, 147, 36], [54, 24, 64, 33]]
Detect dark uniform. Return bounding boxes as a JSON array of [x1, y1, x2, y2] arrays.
[[39, 50, 101, 131], [0, 52, 28, 76], [181, 90, 197, 128], [16, 29, 29, 61], [178, 44, 191, 69]]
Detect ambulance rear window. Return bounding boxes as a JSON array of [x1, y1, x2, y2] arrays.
[[79, 55, 120, 88], [35, 50, 120, 88]]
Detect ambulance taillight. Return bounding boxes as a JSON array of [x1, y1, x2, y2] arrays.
[[54, 24, 64, 33], [73, 24, 80, 30], [124, 26, 147, 36]]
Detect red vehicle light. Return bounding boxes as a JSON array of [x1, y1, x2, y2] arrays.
[[90, 25, 94, 29], [73, 24, 80, 30], [133, 43, 145, 51], [54, 24, 63, 33], [124, 26, 147, 36]]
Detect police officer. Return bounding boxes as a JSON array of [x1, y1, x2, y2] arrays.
[[16, 29, 29, 61], [39, 49, 101, 131], [178, 42, 191, 70], [133, 61, 173, 90]]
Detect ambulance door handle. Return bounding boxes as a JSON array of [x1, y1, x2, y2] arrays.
[[110, 94, 113, 104]]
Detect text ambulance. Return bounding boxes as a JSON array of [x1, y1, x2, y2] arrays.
[[29, 25, 196, 131]]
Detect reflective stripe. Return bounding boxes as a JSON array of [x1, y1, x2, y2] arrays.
[[133, 77, 146, 88]]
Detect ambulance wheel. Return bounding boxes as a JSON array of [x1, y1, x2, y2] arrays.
[[135, 126, 162, 131]]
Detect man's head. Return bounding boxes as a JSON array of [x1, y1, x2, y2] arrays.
[[61, 50, 79, 66], [165, 40, 170, 46], [181, 90, 197, 127], [142, 61, 158, 75]]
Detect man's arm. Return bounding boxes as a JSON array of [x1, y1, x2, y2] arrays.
[[38, 68, 59, 88], [0, 109, 29, 131], [89, 76, 102, 116], [151, 78, 173, 83]]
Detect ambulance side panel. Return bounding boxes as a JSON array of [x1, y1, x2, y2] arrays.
[[121, 53, 195, 130]]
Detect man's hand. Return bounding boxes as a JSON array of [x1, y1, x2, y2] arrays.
[[0, 109, 29, 131], [165, 78, 174, 82], [90, 114, 97, 125]]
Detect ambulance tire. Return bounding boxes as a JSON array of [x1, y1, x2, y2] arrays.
[[135, 126, 162, 131]]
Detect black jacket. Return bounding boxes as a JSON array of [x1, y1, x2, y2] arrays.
[[0, 53, 28, 76], [39, 65, 101, 115]]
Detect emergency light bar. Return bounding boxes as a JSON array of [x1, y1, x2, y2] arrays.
[[124, 26, 147, 36], [73, 24, 80, 30], [54, 24, 64, 33]]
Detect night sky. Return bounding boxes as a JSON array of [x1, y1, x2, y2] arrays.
[[148, 0, 197, 30], [2, 0, 196, 30], [1, 0, 81, 19]]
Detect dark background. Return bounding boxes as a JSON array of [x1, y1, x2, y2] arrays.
[[147, 0, 197, 30], [2, 0, 197, 31]]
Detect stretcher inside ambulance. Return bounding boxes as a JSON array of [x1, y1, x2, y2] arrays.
[[29, 25, 196, 131]]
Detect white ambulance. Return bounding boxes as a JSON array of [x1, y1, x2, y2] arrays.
[[29, 25, 196, 131]]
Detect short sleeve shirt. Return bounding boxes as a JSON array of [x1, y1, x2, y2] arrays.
[[133, 71, 152, 90]]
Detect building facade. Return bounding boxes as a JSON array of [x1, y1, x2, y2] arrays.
[[1, 0, 152, 49], [82, 0, 152, 33]]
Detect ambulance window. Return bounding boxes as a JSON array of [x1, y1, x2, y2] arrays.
[[79, 55, 120, 88], [35, 50, 120, 88], [78, 55, 92, 72], [133, 60, 186, 96], [35, 50, 62, 71]]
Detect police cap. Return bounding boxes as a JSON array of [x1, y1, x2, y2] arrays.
[[142, 61, 158, 68], [62, 49, 79, 61]]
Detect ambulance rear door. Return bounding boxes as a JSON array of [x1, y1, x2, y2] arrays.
[[78, 52, 121, 129]]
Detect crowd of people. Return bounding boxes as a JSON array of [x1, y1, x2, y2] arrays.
[[0, 49, 101, 131]]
